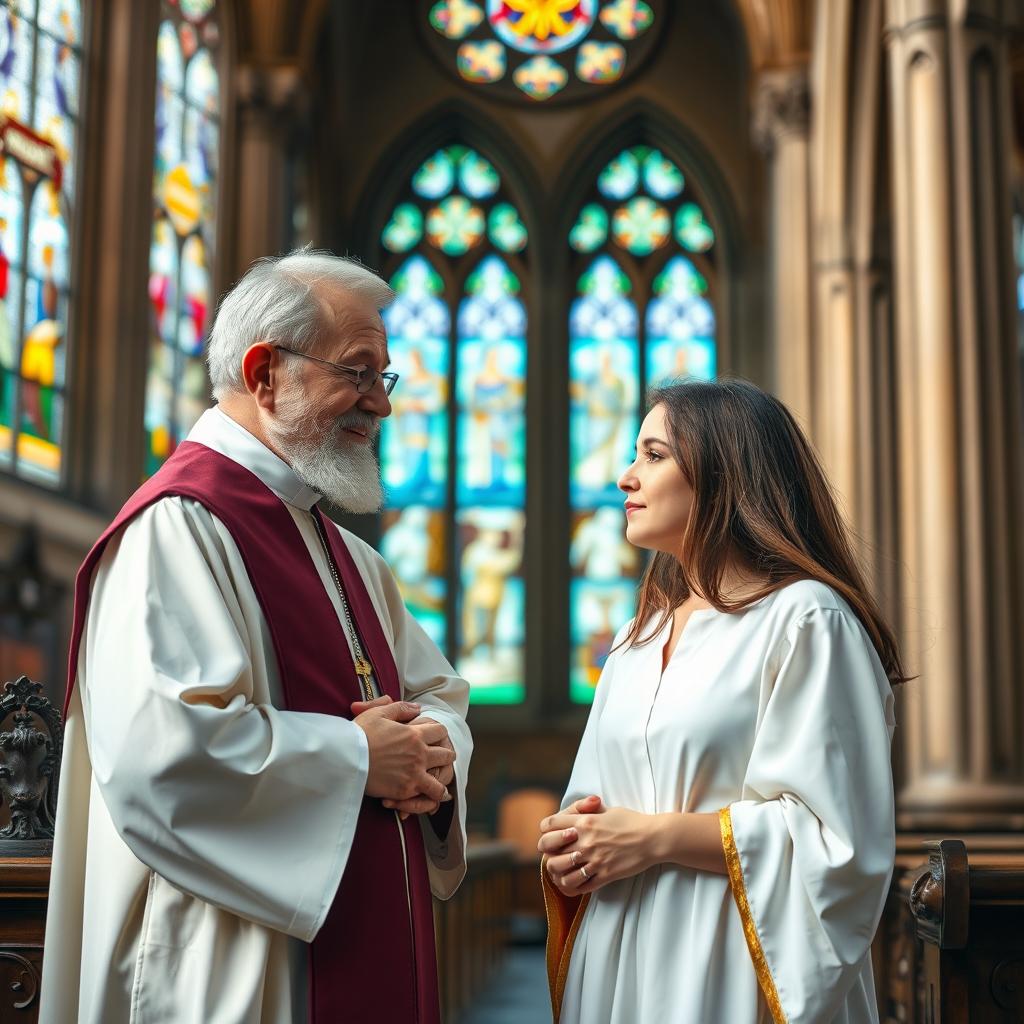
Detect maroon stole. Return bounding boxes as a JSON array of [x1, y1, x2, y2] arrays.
[[64, 441, 441, 1024]]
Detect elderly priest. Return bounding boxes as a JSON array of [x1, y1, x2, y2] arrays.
[[40, 249, 473, 1024]]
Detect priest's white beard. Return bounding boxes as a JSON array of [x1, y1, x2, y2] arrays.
[[268, 404, 384, 514]]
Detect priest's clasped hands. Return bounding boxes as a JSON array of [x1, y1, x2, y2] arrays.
[[351, 694, 456, 818]]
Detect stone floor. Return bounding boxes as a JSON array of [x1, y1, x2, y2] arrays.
[[458, 946, 552, 1024]]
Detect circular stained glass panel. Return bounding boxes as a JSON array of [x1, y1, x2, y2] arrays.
[[487, 0, 597, 55]]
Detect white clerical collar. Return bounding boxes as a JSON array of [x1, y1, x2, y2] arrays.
[[186, 407, 323, 511]]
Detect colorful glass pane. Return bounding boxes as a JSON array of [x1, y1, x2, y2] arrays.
[[487, 202, 527, 253], [612, 196, 669, 255], [458, 149, 500, 199], [568, 255, 640, 700], [512, 54, 568, 99], [378, 147, 527, 703], [179, 0, 215, 22], [568, 144, 719, 702], [413, 150, 456, 200], [674, 201, 715, 252], [642, 149, 683, 199], [382, 507, 448, 648], [147, 0, 220, 474], [426, 195, 485, 256], [430, 0, 485, 39], [381, 255, 450, 509], [599, 0, 654, 40], [0, 11, 35, 123], [570, 203, 608, 253], [598, 149, 640, 200], [576, 40, 625, 84], [457, 39, 506, 83], [382, 203, 424, 253], [646, 256, 716, 385], [38, 0, 82, 45], [0, 2, 81, 485], [455, 506, 525, 703], [488, 0, 597, 55]]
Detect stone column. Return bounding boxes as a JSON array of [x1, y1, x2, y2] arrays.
[[231, 63, 308, 275], [753, 67, 815, 432], [886, 0, 1024, 830]]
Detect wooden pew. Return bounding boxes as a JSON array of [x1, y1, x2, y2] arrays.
[[891, 838, 1024, 1022]]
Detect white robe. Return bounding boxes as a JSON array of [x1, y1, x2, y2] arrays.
[[558, 580, 896, 1024], [40, 408, 472, 1024]]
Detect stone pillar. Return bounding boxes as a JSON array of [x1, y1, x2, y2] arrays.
[[231, 63, 308, 275], [753, 67, 815, 432], [886, 0, 1024, 830]]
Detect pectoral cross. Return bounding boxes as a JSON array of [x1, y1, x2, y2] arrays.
[[355, 657, 375, 701]]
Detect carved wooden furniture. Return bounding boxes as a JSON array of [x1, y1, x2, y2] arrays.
[[0, 675, 63, 1021], [880, 838, 1024, 1023]]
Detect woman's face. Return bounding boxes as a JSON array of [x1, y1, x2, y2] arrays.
[[617, 404, 694, 555]]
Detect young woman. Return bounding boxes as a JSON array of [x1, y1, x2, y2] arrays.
[[540, 379, 902, 1024]]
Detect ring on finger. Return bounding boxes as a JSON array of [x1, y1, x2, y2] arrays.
[[580, 866, 590, 881]]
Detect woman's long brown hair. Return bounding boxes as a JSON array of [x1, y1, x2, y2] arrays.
[[622, 378, 908, 684]]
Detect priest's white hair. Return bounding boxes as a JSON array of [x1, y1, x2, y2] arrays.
[[207, 246, 395, 400]]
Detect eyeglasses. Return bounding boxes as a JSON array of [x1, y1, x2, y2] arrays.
[[271, 344, 400, 396]]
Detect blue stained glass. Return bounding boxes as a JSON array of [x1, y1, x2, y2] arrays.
[[382, 255, 450, 508], [455, 506, 525, 704], [646, 257, 716, 386], [570, 254, 636, 341]]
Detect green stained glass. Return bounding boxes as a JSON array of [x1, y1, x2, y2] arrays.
[[612, 196, 669, 256], [569, 203, 608, 253], [390, 254, 445, 297], [426, 195, 485, 256], [577, 254, 631, 298], [458, 149, 500, 199], [179, 0, 215, 21], [598, 149, 640, 200], [382, 203, 424, 253], [413, 150, 456, 200], [488, 203, 527, 253], [642, 149, 684, 199], [675, 202, 715, 252]]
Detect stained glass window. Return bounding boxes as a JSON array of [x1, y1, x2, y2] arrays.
[[0, 0, 81, 486], [423, 0, 662, 104], [145, 0, 220, 476], [380, 145, 528, 704], [569, 145, 718, 703]]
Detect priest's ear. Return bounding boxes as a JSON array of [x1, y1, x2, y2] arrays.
[[241, 341, 281, 410]]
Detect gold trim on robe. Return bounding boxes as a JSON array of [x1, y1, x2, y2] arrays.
[[541, 856, 591, 1023], [719, 805, 788, 1024]]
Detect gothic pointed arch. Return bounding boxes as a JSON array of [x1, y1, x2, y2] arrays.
[[365, 124, 536, 705], [559, 109, 738, 702]]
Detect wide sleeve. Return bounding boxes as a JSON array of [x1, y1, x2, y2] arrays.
[[82, 498, 370, 943], [720, 606, 896, 1023], [352, 538, 473, 900]]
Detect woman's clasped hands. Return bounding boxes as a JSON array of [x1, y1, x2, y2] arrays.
[[538, 795, 659, 896]]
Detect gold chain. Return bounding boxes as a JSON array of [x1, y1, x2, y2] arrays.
[[311, 511, 377, 702]]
